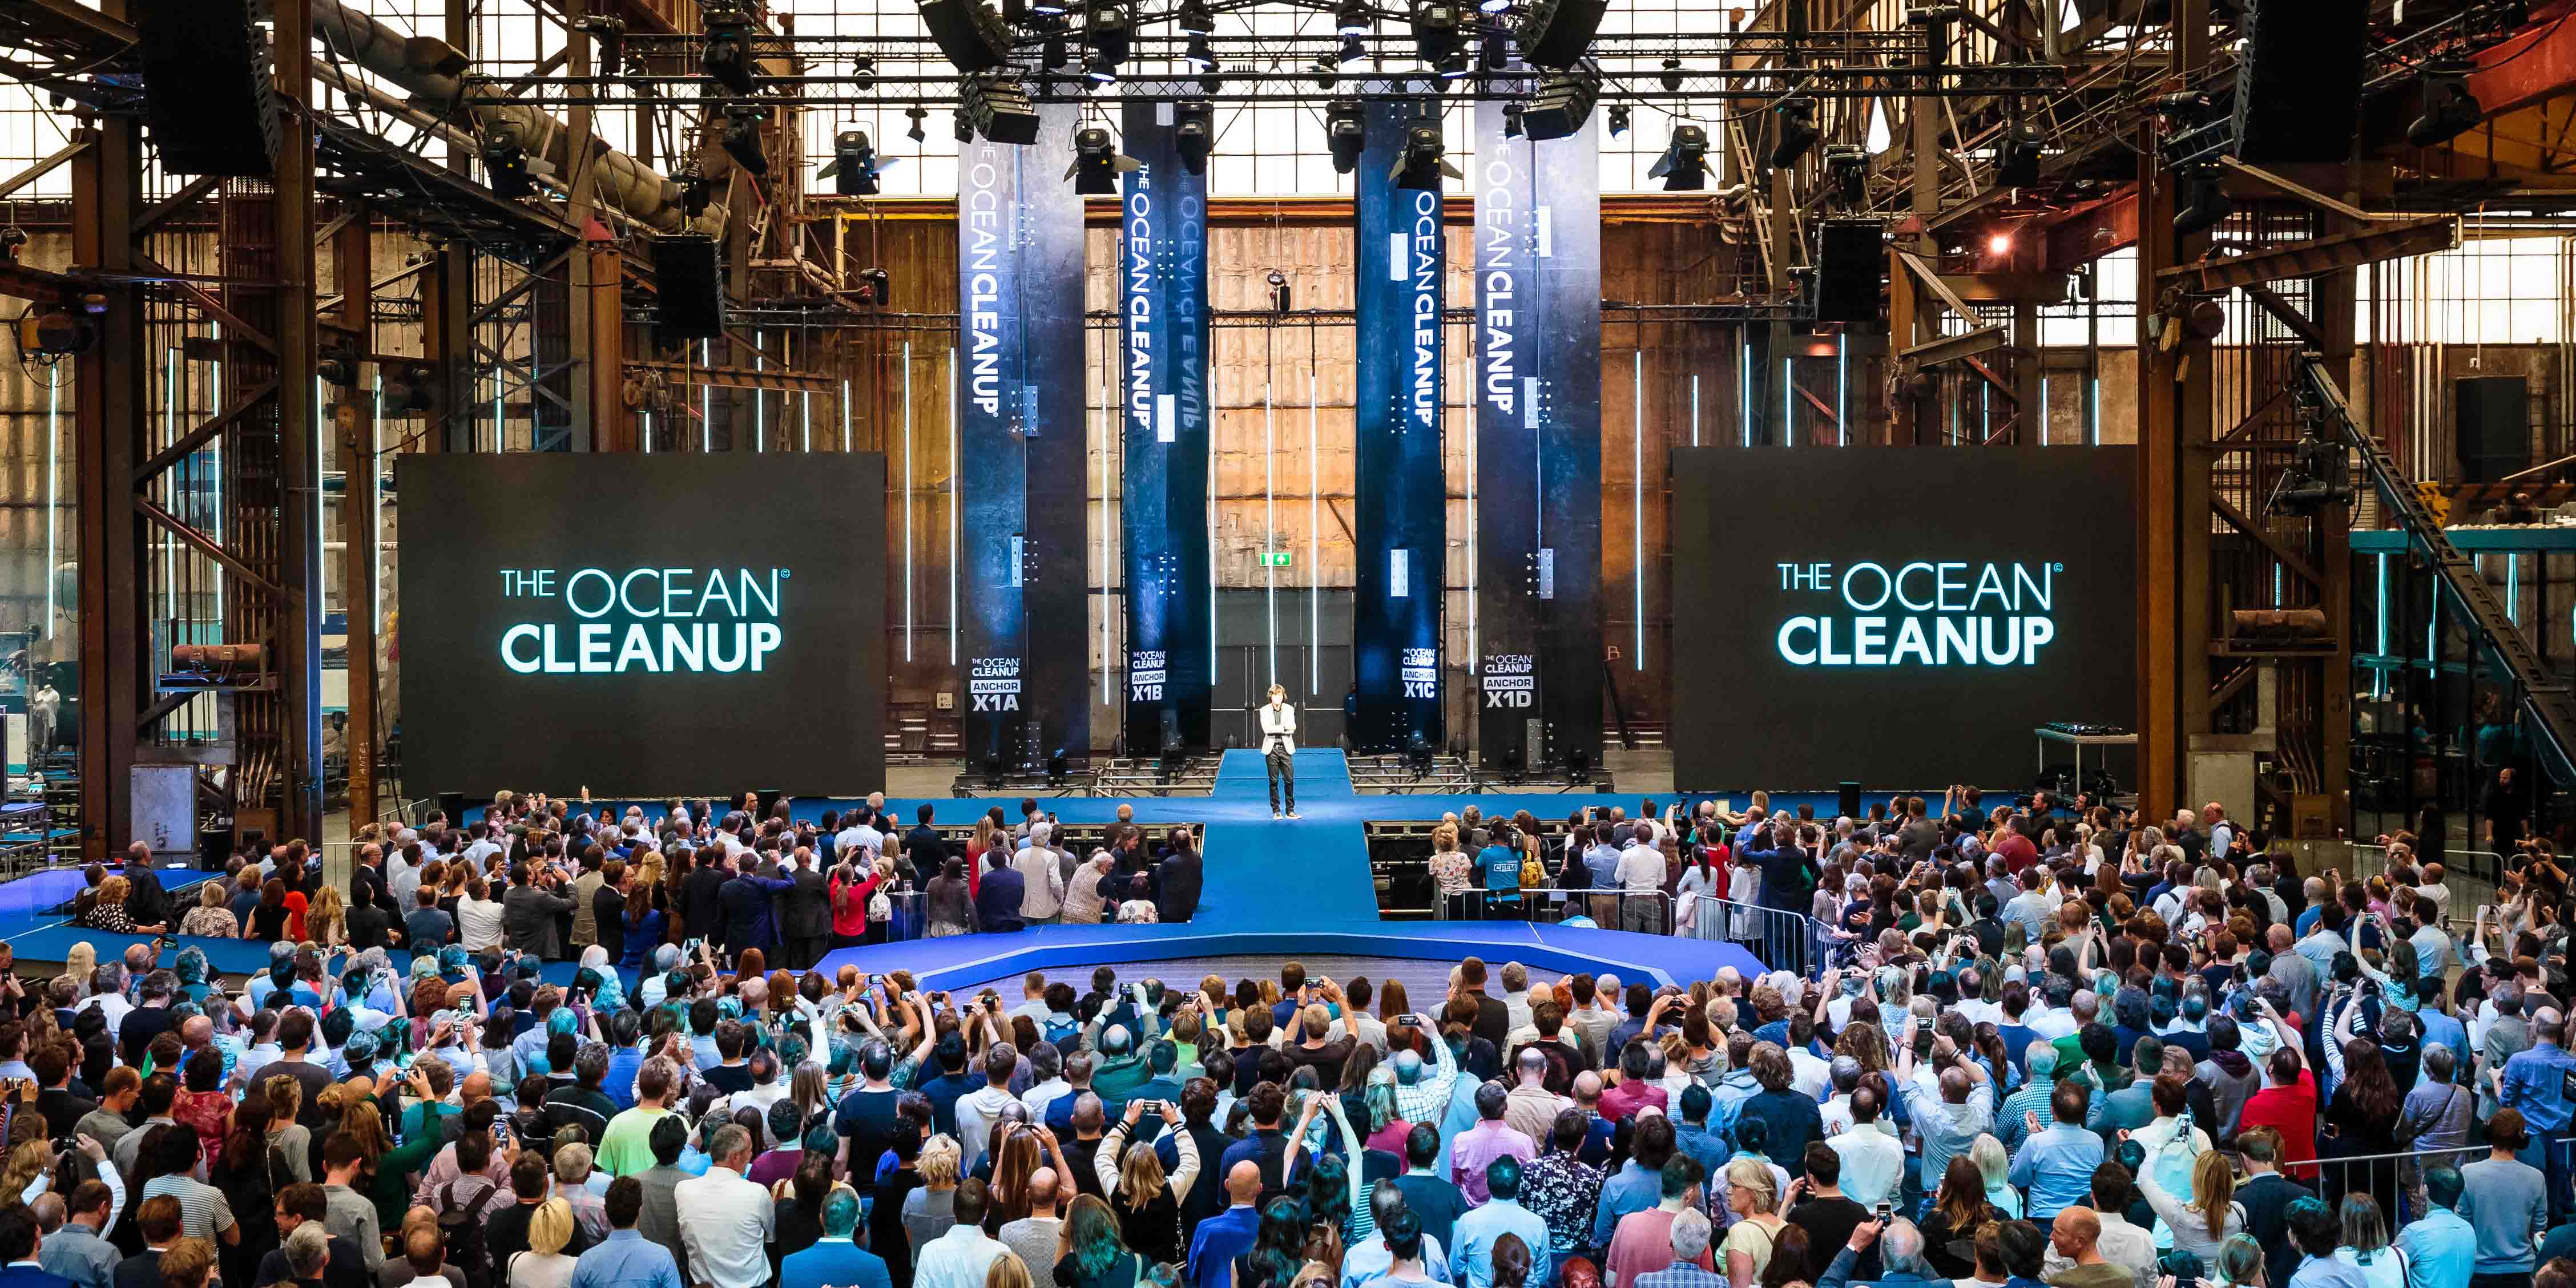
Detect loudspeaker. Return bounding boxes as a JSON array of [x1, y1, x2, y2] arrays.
[[134, 0, 280, 176], [1815, 219, 1885, 324], [1839, 781, 1862, 820], [2457, 376, 2530, 483], [2231, 0, 2364, 164], [197, 830, 234, 872], [438, 791, 468, 823], [654, 235, 727, 340], [755, 788, 784, 818]]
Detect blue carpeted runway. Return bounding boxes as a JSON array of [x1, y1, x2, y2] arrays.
[[0, 752, 1797, 990], [806, 749, 1770, 989]]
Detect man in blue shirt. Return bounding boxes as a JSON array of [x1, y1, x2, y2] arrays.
[[1591, 1115, 1675, 1250], [2498, 1011, 2575, 1224], [2007, 1082, 2103, 1224], [1186, 1162, 1266, 1288], [570, 1176, 684, 1288], [780, 1186, 892, 1288], [0, 1208, 74, 1288], [1671, 1085, 1730, 1181], [1453, 1158, 1550, 1288], [2394, 1165, 2476, 1288]]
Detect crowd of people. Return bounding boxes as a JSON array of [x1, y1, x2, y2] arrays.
[[73, 792, 1207, 963], [0, 784, 2569, 1288]]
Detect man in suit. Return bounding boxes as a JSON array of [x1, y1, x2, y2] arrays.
[[682, 846, 730, 946], [349, 842, 394, 919], [118, 842, 170, 931], [779, 848, 833, 969], [501, 862, 578, 959], [1456, 958, 1511, 1052], [904, 805, 946, 885], [716, 853, 795, 959], [2232, 1127, 2315, 1288], [0, 1205, 72, 1288], [108, 1196, 182, 1288], [1154, 833, 1203, 924], [973, 853, 1026, 934]]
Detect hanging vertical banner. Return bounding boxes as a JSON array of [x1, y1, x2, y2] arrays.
[[1021, 102, 1092, 769], [1353, 96, 1447, 756], [1473, 82, 1602, 772], [958, 103, 1090, 773], [1119, 97, 1214, 757]]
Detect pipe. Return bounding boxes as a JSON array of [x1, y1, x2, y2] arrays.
[[311, 1, 724, 236]]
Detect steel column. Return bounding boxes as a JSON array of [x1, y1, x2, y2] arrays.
[[333, 206, 377, 825], [274, 0, 326, 843]]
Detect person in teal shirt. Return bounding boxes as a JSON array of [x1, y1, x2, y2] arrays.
[[1476, 827, 1523, 915], [2394, 1166, 2476, 1288]]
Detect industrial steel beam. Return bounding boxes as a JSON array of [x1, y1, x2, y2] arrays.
[[275, 0, 326, 845], [2159, 217, 2461, 293], [332, 205, 378, 825]]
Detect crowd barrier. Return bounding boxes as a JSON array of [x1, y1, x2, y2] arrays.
[[1437, 887, 1676, 933], [1685, 894, 1827, 977]]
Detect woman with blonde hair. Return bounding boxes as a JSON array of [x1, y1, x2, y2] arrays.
[[986, 1250, 1036, 1288], [1967, 1134, 2019, 1218], [177, 883, 239, 938], [1427, 825, 1473, 914], [303, 885, 348, 950], [260, 1075, 313, 1183], [903, 1134, 964, 1253], [2134, 1142, 2246, 1263], [81, 875, 164, 936], [61, 943, 94, 1000], [507, 1197, 579, 1288], [1095, 1099, 1200, 1265], [1720, 1156, 1788, 1288]]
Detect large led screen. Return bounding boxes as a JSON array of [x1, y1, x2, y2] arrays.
[[1669, 446, 2137, 791], [396, 453, 888, 797]]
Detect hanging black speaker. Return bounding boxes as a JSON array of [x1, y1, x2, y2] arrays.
[[654, 235, 727, 341], [1815, 219, 1885, 324], [2231, 0, 2364, 164], [134, 0, 281, 176]]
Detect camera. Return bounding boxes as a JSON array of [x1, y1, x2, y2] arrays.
[[1874, 1201, 1892, 1225]]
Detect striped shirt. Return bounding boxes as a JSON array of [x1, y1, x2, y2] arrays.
[[139, 1174, 235, 1243]]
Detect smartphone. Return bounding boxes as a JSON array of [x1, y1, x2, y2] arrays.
[[1874, 1201, 1892, 1225]]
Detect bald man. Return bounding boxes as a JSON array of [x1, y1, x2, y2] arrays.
[[998, 1166, 1065, 1287], [2043, 1206, 2131, 1288], [1184, 1161, 1265, 1288]]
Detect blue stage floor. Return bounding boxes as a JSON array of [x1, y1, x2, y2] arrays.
[[0, 752, 1772, 991], [807, 749, 1768, 990]]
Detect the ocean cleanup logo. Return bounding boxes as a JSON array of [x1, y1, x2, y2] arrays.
[[495, 567, 788, 675], [1772, 560, 2061, 667]]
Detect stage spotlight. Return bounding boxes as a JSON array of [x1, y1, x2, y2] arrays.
[[700, 2, 758, 95], [1390, 122, 1460, 191], [1413, 1, 1461, 63], [1441, 47, 1472, 79], [679, 172, 714, 217], [1267, 269, 1292, 312], [1825, 143, 1866, 204], [720, 108, 770, 176], [1566, 745, 1592, 784], [1502, 744, 1525, 786], [1513, 0, 1607, 69], [850, 267, 891, 306], [1768, 95, 1817, 167], [1042, 33, 1071, 70], [918, 0, 1013, 73], [1478, 23, 1509, 70], [1607, 103, 1628, 136], [953, 110, 975, 142], [1522, 67, 1599, 140], [1178, 1, 1215, 76], [823, 128, 897, 196], [982, 754, 1007, 789], [1311, 55, 1340, 88], [1478, 0, 1509, 13], [1650, 123, 1709, 190], [1066, 126, 1139, 194], [1337, 0, 1370, 36], [1046, 751, 1070, 788], [1658, 56, 1684, 92], [1084, 0, 1131, 82], [1405, 732, 1434, 779], [961, 71, 1042, 143], [1339, 33, 1367, 62], [317, 341, 360, 389], [851, 55, 877, 91], [1175, 100, 1214, 173], [480, 133, 537, 198], [1984, 228, 2013, 258], [2408, 61, 2484, 147], [2174, 165, 2230, 237], [1327, 99, 1365, 172], [1502, 101, 1523, 138], [1997, 118, 2045, 188], [386, 365, 435, 416], [906, 103, 928, 142]]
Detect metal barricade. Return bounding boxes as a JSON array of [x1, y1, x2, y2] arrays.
[[1686, 894, 1825, 976], [2292, 1143, 2488, 1227], [1440, 887, 1676, 934]]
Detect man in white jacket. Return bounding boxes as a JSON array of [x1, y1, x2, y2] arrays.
[[1260, 684, 1300, 819]]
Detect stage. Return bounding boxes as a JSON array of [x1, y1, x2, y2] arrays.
[[0, 750, 1773, 992]]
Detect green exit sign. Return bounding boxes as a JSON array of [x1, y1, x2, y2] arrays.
[[1259, 551, 1293, 568]]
